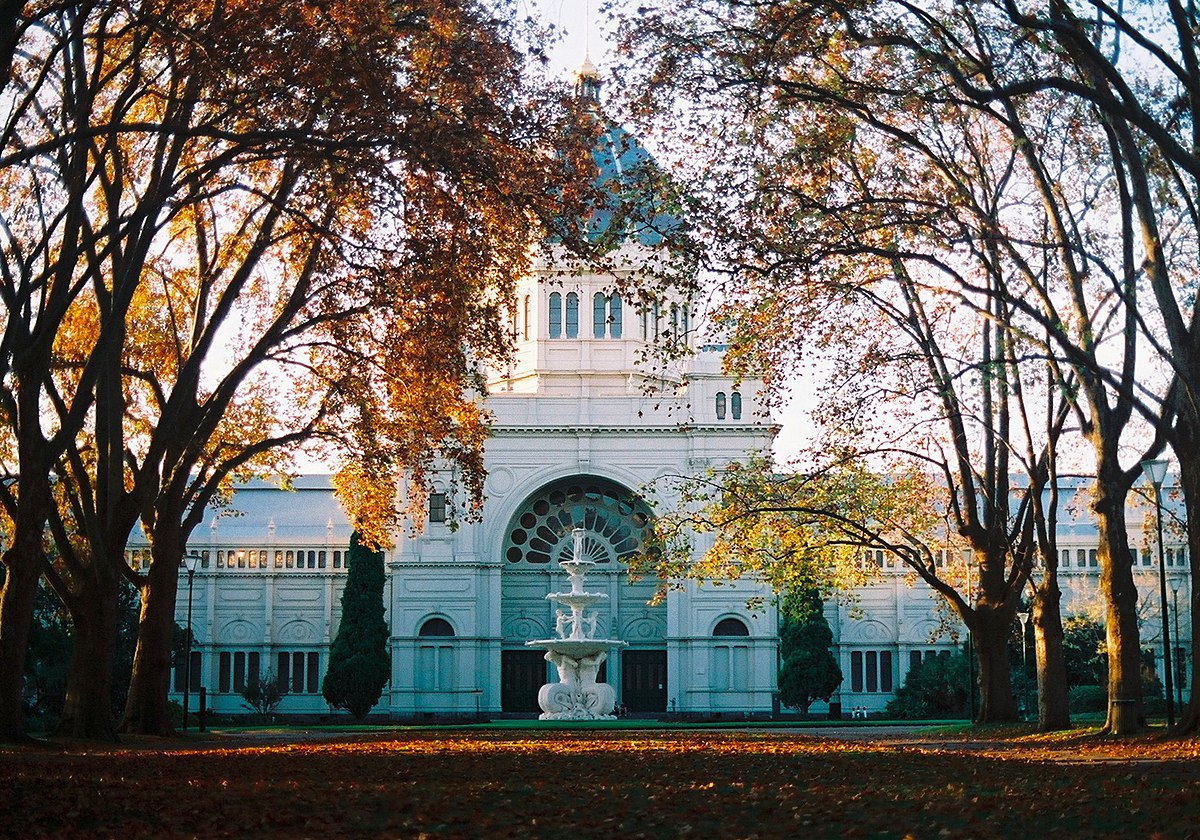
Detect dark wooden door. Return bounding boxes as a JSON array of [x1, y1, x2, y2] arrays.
[[622, 649, 667, 712], [501, 650, 547, 713]]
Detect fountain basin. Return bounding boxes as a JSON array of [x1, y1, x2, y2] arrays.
[[526, 638, 627, 657]]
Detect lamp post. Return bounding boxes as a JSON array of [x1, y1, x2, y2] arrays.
[[182, 550, 200, 732], [1017, 612, 1030, 670], [1172, 584, 1184, 711], [1141, 458, 1175, 727]]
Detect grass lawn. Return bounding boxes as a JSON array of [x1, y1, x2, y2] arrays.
[[4, 726, 1198, 838]]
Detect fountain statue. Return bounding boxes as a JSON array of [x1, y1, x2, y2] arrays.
[[526, 527, 627, 719]]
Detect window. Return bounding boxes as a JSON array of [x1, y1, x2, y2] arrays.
[[716, 392, 727, 420], [652, 300, 660, 339], [1061, 548, 1070, 568], [565, 292, 579, 338], [1088, 549, 1098, 568], [201, 550, 210, 569], [549, 292, 562, 338], [610, 294, 622, 338], [1143, 548, 1152, 567], [429, 492, 447, 523], [670, 304, 679, 338], [712, 618, 750, 690], [713, 617, 750, 636], [851, 649, 893, 693], [417, 619, 456, 692], [594, 292, 607, 337], [522, 295, 530, 340], [286, 550, 294, 568], [419, 617, 455, 636], [216, 550, 225, 569], [277, 651, 321, 693], [1077, 549, 1086, 568], [318, 550, 327, 569], [307, 550, 317, 569], [730, 391, 742, 420], [333, 550, 343, 569], [220, 650, 261, 693], [172, 651, 202, 692], [274, 550, 283, 569]]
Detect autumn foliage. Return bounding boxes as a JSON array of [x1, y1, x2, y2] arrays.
[[2, 729, 1197, 837]]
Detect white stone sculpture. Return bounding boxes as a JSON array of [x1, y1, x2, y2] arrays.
[[526, 528, 626, 719]]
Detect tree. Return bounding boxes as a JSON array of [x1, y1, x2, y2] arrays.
[[323, 533, 390, 720], [241, 671, 287, 721], [0, 0, 596, 740], [777, 589, 842, 715], [886, 653, 971, 720], [615, 0, 1160, 733]]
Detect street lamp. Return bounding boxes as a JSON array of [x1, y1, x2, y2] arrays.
[[182, 550, 201, 732], [1141, 458, 1175, 727], [1016, 612, 1030, 670], [1172, 584, 1184, 711]]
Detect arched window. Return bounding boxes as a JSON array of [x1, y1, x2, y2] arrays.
[[730, 391, 742, 420], [416, 618, 456, 693], [712, 617, 750, 691], [522, 295, 531, 340], [715, 392, 727, 420], [641, 305, 648, 340], [681, 306, 689, 342], [713, 617, 750, 636], [565, 292, 579, 338], [670, 303, 679, 338], [549, 292, 562, 338], [609, 294, 622, 338], [419, 617, 455, 637], [652, 300, 660, 339], [593, 292, 607, 338]]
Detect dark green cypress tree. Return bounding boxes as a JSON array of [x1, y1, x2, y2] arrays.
[[778, 588, 842, 714], [322, 532, 390, 718]]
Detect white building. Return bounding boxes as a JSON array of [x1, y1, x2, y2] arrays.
[[157, 65, 1193, 721], [159, 69, 781, 719]]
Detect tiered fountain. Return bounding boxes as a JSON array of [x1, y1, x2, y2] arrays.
[[526, 528, 626, 720]]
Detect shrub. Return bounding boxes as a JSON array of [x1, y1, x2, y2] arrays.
[[886, 652, 970, 719]]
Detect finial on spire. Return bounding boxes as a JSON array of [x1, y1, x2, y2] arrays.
[[574, 55, 601, 104]]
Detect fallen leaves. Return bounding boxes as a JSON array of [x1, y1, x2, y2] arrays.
[[2, 729, 1198, 838]]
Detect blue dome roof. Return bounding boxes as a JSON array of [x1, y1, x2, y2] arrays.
[[582, 121, 680, 247]]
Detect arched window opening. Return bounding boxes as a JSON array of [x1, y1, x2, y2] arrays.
[[715, 392, 727, 420], [593, 292, 607, 338], [641, 305, 648, 340], [670, 303, 679, 339], [610, 294, 622, 338], [730, 391, 742, 420], [419, 617, 455, 637], [652, 300, 660, 340], [549, 292, 562, 338], [713, 617, 750, 636], [566, 292, 579, 338], [522, 295, 531, 340]]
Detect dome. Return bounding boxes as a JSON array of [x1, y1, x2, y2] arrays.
[[556, 59, 682, 250]]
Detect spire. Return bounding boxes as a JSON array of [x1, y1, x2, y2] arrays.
[[574, 54, 601, 105]]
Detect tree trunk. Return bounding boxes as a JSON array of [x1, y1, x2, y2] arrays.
[[57, 573, 120, 741], [971, 601, 1019, 723], [121, 538, 183, 736], [0, 473, 53, 742], [0, 544, 41, 742], [1173, 434, 1200, 734], [1094, 477, 1144, 735], [1031, 581, 1070, 731]]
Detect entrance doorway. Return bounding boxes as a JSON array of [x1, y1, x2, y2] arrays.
[[622, 649, 667, 712], [501, 650, 546, 712]]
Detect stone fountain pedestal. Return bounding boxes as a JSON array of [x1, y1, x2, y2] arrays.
[[526, 528, 627, 720]]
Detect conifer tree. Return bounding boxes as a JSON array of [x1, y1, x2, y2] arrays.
[[323, 533, 390, 719], [778, 589, 841, 715]]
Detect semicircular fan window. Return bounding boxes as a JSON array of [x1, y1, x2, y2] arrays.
[[503, 477, 652, 565]]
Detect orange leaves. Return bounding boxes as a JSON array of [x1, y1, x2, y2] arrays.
[[3, 729, 1198, 837]]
